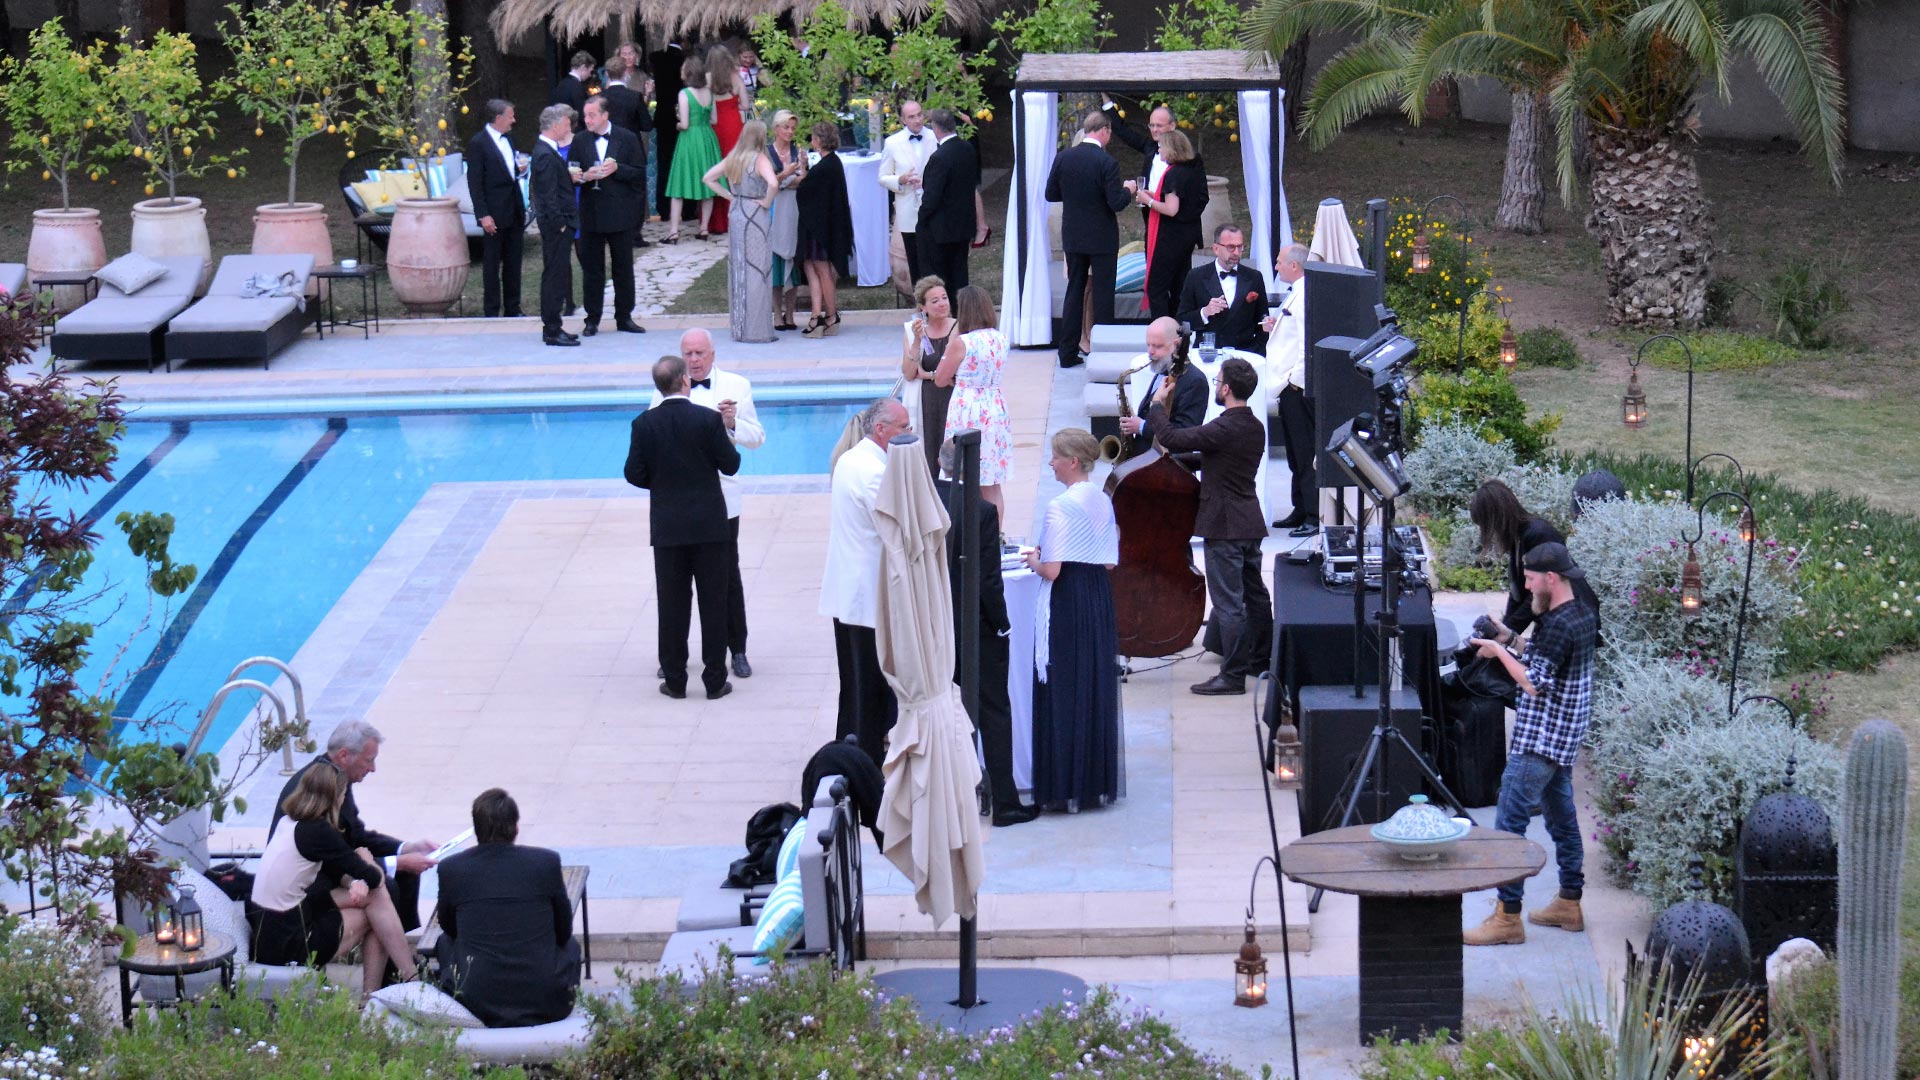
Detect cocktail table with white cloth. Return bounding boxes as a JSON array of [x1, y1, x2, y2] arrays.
[[838, 151, 891, 287]]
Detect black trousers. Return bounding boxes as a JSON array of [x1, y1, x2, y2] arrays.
[[833, 619, 898, 769], [902, 230, 924, 289], [478, 215, 525, 317], [539, 226, 573, 335], [967, 627, 1021, 813], [1203, 538, 1274, 679], [1059, 251, 1118, 364], [919, 235, 970, 294], [576, 228, 635, 327], [1277, 384, 1318, 521], [654, 540, 731, 694], [726, 516, 748, 655]]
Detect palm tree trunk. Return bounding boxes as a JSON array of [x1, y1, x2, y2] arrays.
[[1584, 127, 1715, 328], [1496, 87, 1547, 234], [1278, 34, 1310, 135], [457, 0, 506, 103]]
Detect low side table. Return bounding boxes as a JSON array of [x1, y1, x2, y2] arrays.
[[117, 930, 237, 1027], [1281, 825, 1544, 1044], [32, 272, 99, 344], [312, 263, 380, 339]]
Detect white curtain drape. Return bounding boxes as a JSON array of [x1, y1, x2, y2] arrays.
[[1000, 88, 1060, 346], [1236, 89, 1292, 298]]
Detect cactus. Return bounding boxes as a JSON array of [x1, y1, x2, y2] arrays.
[[1837, 719, 1908, 1080]]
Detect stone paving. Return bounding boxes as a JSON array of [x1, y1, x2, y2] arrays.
[[36, 315, 1650, 1076]]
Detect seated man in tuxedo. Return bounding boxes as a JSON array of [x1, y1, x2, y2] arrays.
[[1177, 224, 1271, 354], [433, 789, 581, 1028], [1119, 316, 1209, 455]]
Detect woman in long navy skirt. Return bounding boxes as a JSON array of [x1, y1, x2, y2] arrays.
[[1024, 428, 1123, 812]]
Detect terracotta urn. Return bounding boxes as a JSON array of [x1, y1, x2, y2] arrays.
[[889, 225, 912, 298], [27, 207, 108, 313], [385, 197, 469, 315], [131, 196, 214, 295], [251, 202, 334, 298]]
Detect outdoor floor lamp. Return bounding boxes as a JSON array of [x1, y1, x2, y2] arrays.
[[1406, 194, 1471, 372], [1681, 487, 1762, 716], [1624, 334, 1711, 502]]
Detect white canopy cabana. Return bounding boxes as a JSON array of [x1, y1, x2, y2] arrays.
[[1001, 50, 1294, 346]]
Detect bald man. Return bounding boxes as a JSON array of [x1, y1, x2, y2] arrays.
[[1103, 98, 1176, 227], [1262, 244, 1317, 535], [1119, 316, 1209, 457], [649, 328, 765, 677]]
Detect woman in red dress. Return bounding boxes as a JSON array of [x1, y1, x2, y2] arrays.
[[704, 44, 748, 236]]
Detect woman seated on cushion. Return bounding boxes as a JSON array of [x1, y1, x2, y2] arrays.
[[251, 760, 418, 994]]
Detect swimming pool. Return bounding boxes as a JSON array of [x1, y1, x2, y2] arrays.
[[24, 398, 869, 753]]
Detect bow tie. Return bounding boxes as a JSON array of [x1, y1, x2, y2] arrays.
[[1219, 269, 1235, 280], [691, 378, 712, 389], [908, 133, 923, 142]]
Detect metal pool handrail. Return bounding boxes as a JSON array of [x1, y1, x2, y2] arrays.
[[186, 679, 293, 775], [226, 656, 308, 741]]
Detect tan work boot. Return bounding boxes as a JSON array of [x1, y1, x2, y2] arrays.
[[1528, 896, 1585, 932], [1463, 904, 1526, 946]]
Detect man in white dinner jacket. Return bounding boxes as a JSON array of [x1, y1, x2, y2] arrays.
[[1262, 243, 1317, 536], [651, 327, 766, 678], [878, 99, 936, 289], [821, 399, 910, 768]]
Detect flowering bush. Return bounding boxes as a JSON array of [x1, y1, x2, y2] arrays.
[[564, 955, 1243, 1079], [1407, 367, 1560, 462], [1403, 421, 1521, 520], [0, 918, 108, 1069], [1585, 675, 1840, 907]]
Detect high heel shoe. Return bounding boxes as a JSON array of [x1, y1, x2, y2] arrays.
[[824, 313, 841, 336], [801, 315, 828, 339], [661, 233, 680, 245]]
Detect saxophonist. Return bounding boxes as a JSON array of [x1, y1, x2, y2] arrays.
[[1117, 316, 1209, 457]]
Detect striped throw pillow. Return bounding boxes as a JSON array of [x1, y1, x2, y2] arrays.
[[750, 871, 805, 963], [773, 819, 809, 882]]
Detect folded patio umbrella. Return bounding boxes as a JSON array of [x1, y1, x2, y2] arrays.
[[1309, 198, 1364, 267], [874, 441, 985, 928]]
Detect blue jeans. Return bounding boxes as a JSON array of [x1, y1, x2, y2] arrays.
[[1494, 751, 1583, 905]]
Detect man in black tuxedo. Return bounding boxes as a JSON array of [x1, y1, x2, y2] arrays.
[[1149, 355, 1273, 696], [433, 789, 580, 1029], [934, 441, 1036, 827], [528, 104, 580, 347], [465, 99, 526, 319], [599, 56, 654, 247], [915, 108, 980, 293], [1044, 111, 1132, 369], [649, 42, 686, 221], [550, 51, 594, 132], [1120, 316, 1209, 455], [1102, 98, 1176, 227], [569, 96, 647, 336], [1178, 224, 1272, 353], [625, 355, 741, 699]]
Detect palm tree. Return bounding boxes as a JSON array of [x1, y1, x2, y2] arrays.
[[1246, 0, 1847, 329]]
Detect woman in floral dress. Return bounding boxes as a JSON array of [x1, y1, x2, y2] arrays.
[[936, 285, 1013, 524]]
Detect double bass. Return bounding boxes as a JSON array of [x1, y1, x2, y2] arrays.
[[1104, 333, 1206, 658]]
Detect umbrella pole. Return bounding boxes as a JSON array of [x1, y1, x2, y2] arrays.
[[954, 428, 984, 1009]]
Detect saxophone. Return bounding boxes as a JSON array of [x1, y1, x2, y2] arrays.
[[1098, 358, 1155, 464]]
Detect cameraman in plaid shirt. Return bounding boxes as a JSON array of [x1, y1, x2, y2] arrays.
[[1463, 542, 1599, 946]]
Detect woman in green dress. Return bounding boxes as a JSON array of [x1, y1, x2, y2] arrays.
[[664, 53, 722, 242]]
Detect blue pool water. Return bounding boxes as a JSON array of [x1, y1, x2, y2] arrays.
[[24, 403, 863, 752]]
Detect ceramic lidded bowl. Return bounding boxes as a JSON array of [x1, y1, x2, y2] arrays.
[[1369, 794, 1471, 861]]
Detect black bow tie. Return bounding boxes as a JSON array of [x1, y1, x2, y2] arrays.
[[1219, 269, 1235, 280], [691, 378, 712, 389], [908, 133, 923, 142]]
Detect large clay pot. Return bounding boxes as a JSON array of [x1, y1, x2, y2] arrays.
[[889, 225, 912, 297], [1199, 175, 1235, 251], [385, 197, 469, 315], [251, 202, 334, 298], [27, 207, 107, 313], [130, 196, 213, 295]]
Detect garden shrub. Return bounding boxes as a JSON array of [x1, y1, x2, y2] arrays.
[[1568, 494, 1799, 682], [0, 917, 110, 1069], [1403, 421, 1520, 519], [1407, 368, 1560, 463], [1749, 256, 1851, 350], [1586, 682, 1841, 908], [1637, 330, 1804, 372], [563, 957, 1245, 1079], [1515, 326, 1581, 369], [1772, 950, 1920, 1079], [1405, 293, 1508, 376]]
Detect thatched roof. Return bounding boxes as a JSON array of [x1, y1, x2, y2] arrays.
[[1015, 50, 1283, 92], [491, 0, 994, 46]]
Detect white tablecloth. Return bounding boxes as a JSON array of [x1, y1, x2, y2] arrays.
[[839, 150, 891, 287], [1003, 567, 1045, 791]]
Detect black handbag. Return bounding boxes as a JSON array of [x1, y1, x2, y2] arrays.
[[1442, 642, 1520, 708]]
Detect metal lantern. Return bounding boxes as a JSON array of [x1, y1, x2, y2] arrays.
[[1641, 858, 1766, 1078], [1498, 323, 1518, 369], [1408, 231, 1432, 274], [174, 884, 204, 952], [1680, 546, 1705, 612], [1233, 921, 1269, 1007], [1622, 364, 1648, 428], [1271, 718, 1304, 791], [1738, 505, 1757, 546], [153, 893, 177, 946], [1734, 757, 1837, 980]]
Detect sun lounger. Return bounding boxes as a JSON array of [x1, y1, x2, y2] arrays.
[[49, 254, 206, 372], [163, 254, 315, 372]]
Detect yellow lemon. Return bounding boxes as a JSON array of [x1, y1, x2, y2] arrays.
[[460, 105, 469, 115], [1212, 118, 1222, 127], [418, 37, 428, 46], [144, 183, 154, 195], [40, 170, 50, 180], [226, 168, 238, 178], [268, 56, 279, 66], [83, 118, 93, 129], [1117, 109, 1126, 119], [38, 135, 48, 146], [255, 127, 264, 137], [1213, 103, 1224, 114], [131, 145, 143, 159], [182, 145, 192, 157], [346, 149, 356, 159], [437, 118, 447, 130], [1229, 134, 1238, 142], [375, 84, 384, 95]]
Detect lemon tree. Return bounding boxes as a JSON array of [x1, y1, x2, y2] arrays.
[[221, 0, 359, 207], [0, 21, 113, 212], [106, 29, 241, 205], [750, 1, 886, 130], [350, 0, 475, 191], [1154, 0, 1244, 157], [882, 0, 991, 130]]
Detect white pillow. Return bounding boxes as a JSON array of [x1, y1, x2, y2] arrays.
[[95, 251, 168, 296], [369, 982, 487, 1028]]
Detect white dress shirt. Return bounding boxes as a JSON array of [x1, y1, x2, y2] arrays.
[[1265, 280, 1308, 390], [648, 367, 765, 519], [878, 126, 936, 231], [820, 437, 888, 627], [1207, 261, 1242, 313], [490, 127, 516, 177]]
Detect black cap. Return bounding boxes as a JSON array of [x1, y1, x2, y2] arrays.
[[1522, 541, 1585, 579]]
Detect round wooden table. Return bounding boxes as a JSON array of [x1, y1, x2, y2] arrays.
[[116, 930, 237, 1027], [1281, 824, 1545, 1044]]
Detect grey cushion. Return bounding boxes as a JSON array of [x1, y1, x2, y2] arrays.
[[55, 294, 194, 334], [206, 254, 315, 297], [676, 883, 757, 932], [369, 982, 486, 1028], [657, 925, 760, 981], [1089, 324, 1147, 354], [0, 264, 26, 297], [1086, 350, 1141, 384], [367, 1000, 593, 1065], [1083, 382, 1123, 418], [168, 295, 299, 334], [94, 251, 168, 296]]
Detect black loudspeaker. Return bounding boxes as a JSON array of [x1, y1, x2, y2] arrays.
[[1302, 262, 1385, 478], [1296, 685, 1423, 834]]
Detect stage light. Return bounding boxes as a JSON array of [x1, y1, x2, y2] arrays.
[[1327, 417, 1409, 502]]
